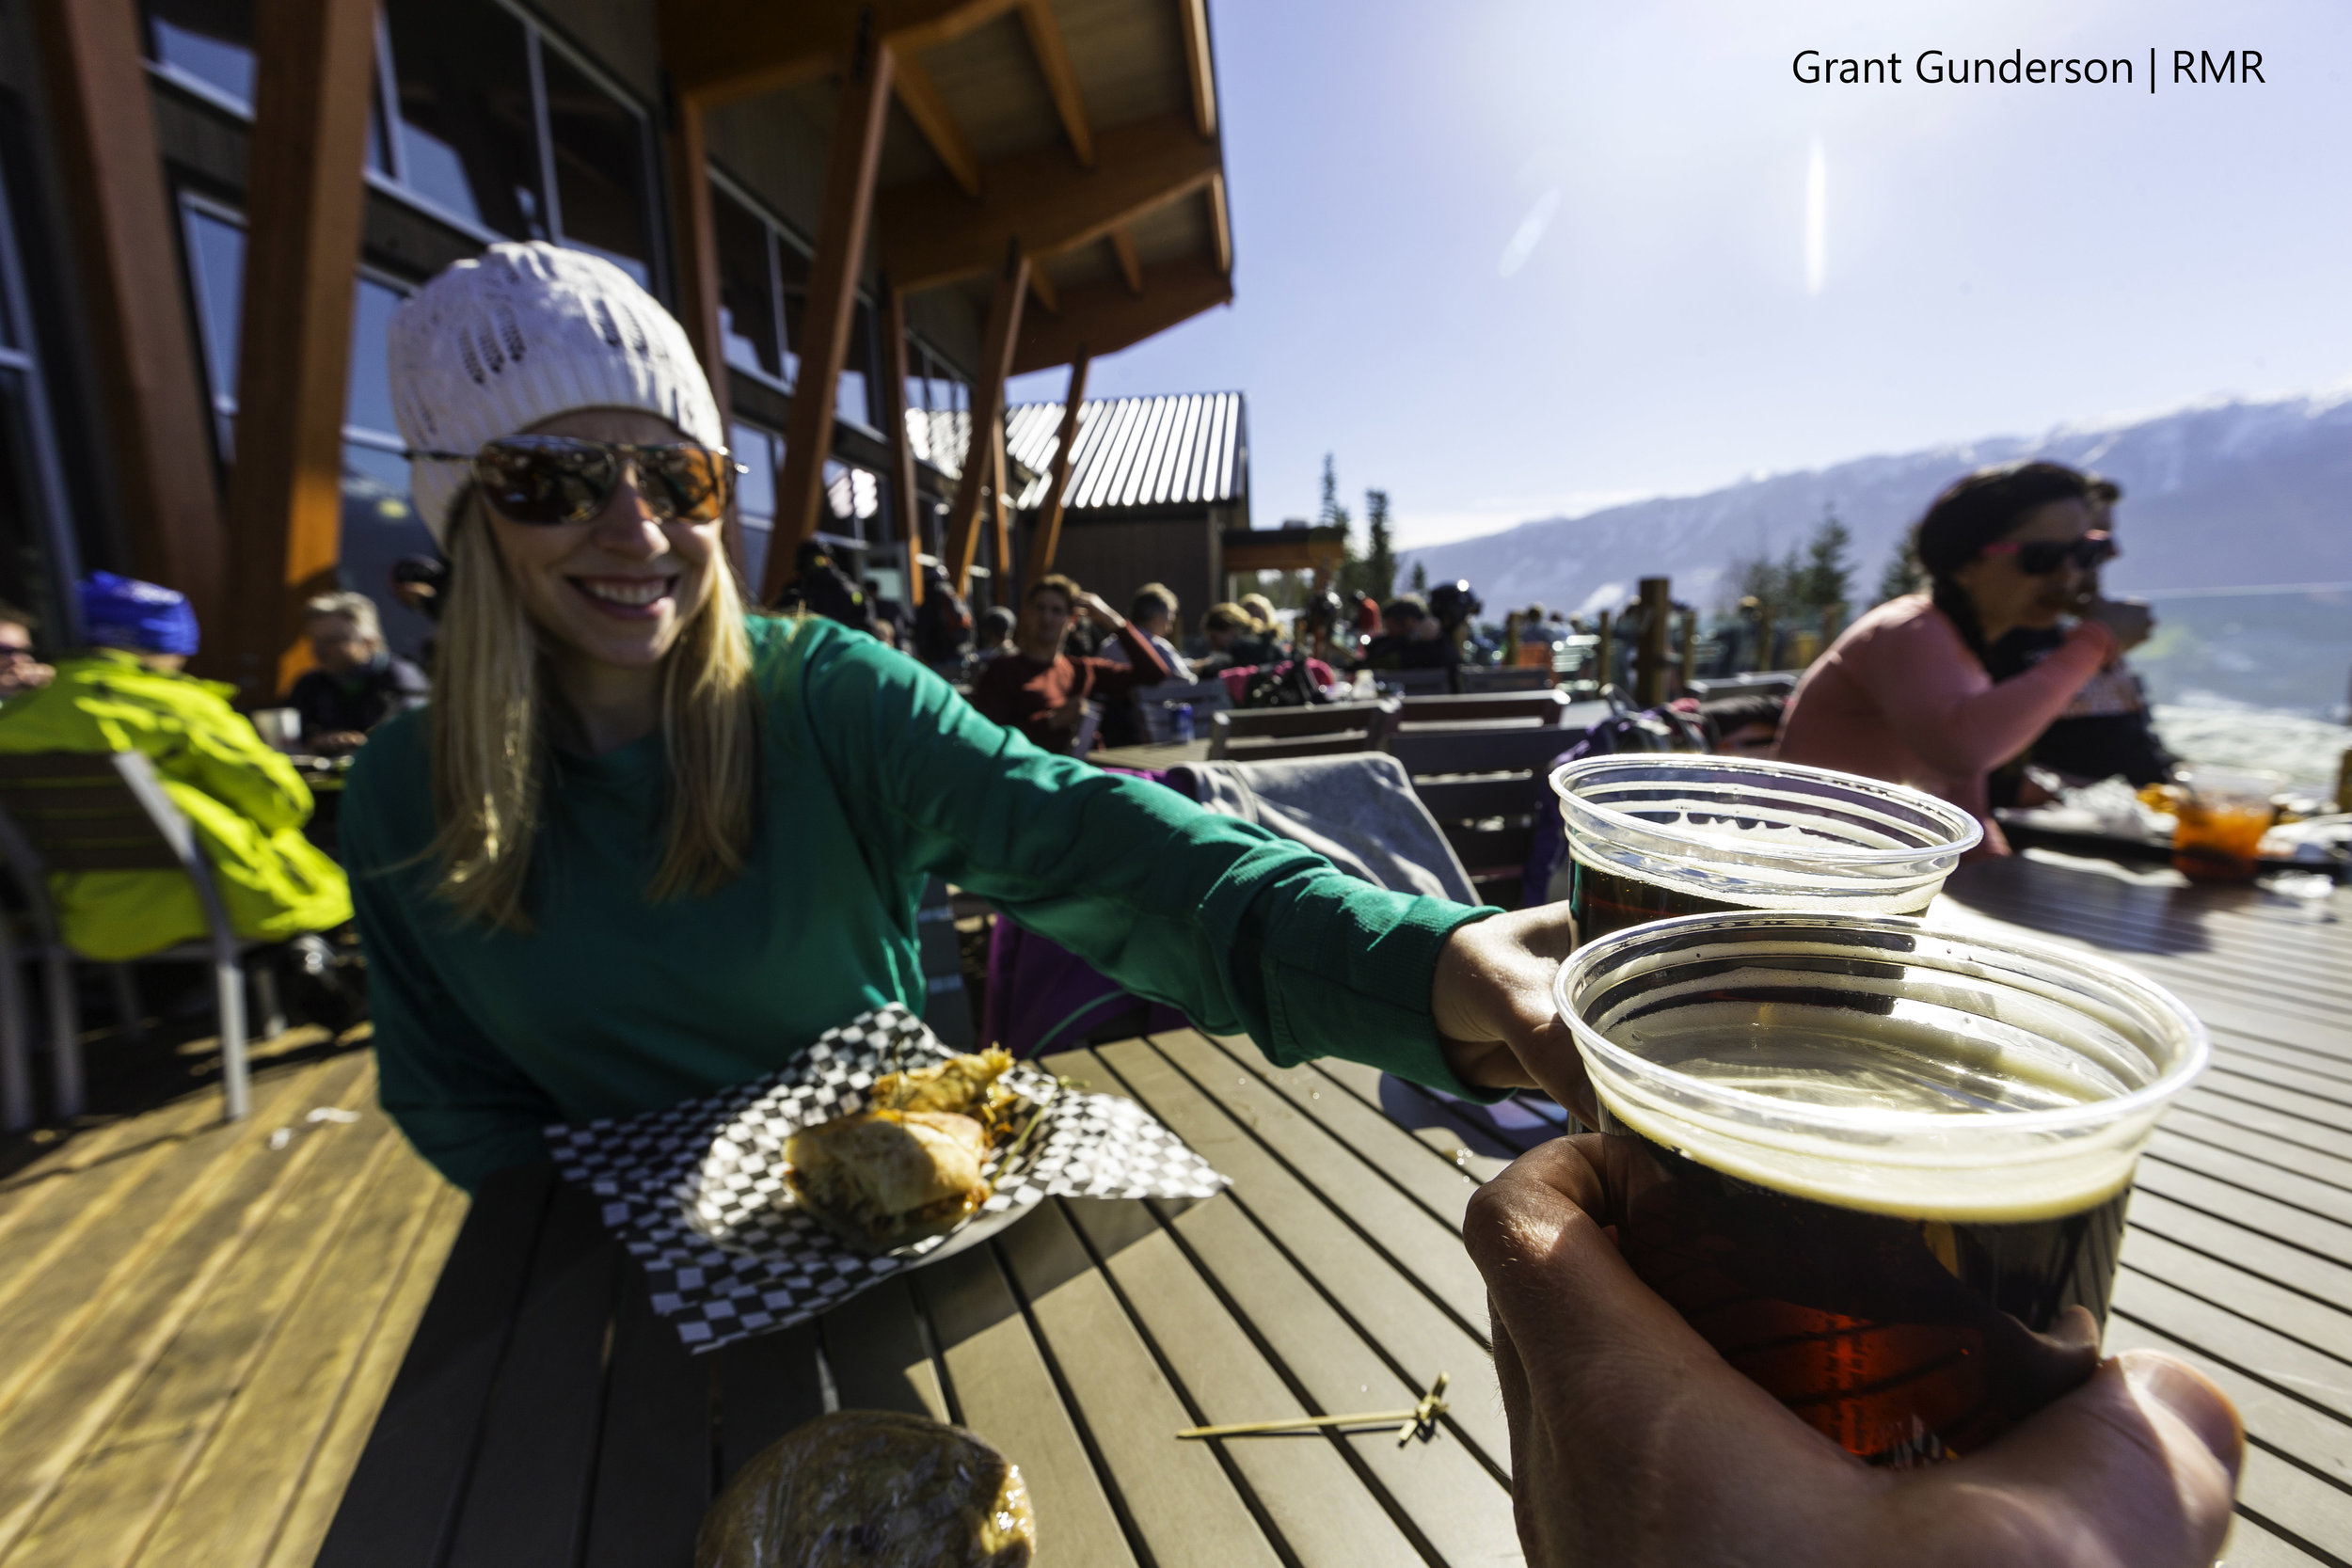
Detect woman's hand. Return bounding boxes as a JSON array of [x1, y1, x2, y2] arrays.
[[1467, 1137, 2245, 1568], [1428, 906, 1595, 1121]]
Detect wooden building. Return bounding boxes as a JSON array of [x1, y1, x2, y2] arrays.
[[0, 0, 1235, 691], [1002, 388, 1243, 620]]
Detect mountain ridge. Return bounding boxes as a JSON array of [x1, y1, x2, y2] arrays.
[[1394, 386, 2352, 614]]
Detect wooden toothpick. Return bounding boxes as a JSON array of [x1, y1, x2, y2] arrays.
[[1176, 1372, 1450, 1448]]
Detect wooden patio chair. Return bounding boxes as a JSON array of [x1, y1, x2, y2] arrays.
[[1132, 677, 1232, 744], [1455, 665, 1554, 694], [1206, 699, 1402, 763], [1393, 718, 1605, 908], [1398, 689, 1576, 728], [1374, 667, 1454, 697], [0, 751, 286, 1123]]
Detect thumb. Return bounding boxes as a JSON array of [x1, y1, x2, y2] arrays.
[[1913, 1350, 2241, 1568]]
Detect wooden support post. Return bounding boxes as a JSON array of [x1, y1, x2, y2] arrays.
[[1754, 605, 1775, 673], [1023, 351, 1088, 591], [943, 243, 1028, 594], [766, 12, 895, 604], [663, 90, 746, 580], [989, 416, 1012, 601], [1676, 607, 1697, 696], [878, 279, 923, 607], [30, 0, 230, 638], [222, 0, 378, 700], [1633, 577, 1672, 707], [1594, 610, 1613, 692]]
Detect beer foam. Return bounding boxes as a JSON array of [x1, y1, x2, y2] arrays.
[[1595, 1007, 2148, 1221]]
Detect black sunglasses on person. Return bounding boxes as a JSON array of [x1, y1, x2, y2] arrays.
[[1980, 529, 2117, 575], [408, 435, 741, 527]]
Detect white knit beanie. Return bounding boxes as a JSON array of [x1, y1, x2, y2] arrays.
[[387, 242, 724, 544]]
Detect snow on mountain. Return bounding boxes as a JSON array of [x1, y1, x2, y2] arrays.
[[1396, 387, 2352, 615]]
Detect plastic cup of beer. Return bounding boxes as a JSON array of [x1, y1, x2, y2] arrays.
[[2170, 767, 2280, 882], [1549, 756, 1984, 945], [1552, 911, 2207, 1466]]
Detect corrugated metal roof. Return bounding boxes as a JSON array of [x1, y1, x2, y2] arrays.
[[1004, 392, 1246, 512]]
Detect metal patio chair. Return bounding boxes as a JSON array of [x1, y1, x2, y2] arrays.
[[0, 751, 284, 1123]]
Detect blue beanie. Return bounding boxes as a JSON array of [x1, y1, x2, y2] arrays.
[[80, 572, 200, 657]]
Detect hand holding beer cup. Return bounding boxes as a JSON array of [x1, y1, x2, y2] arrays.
[[1466, 1134, 2244, 1567]]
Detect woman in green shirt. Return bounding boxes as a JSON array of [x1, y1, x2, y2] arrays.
[[348, 242, 1570, 1194]]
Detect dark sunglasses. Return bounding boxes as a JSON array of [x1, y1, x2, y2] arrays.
[[1980, 530, 2117, 575], [410, 436, 740, 526]]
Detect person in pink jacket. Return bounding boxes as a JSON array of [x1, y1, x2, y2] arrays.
[[1776, 462, 2125, 853]]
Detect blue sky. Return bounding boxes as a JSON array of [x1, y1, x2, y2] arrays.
[[1007, 0, 2352, 548]]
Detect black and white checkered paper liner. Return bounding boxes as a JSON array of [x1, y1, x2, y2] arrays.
[[547, 1005, 1226, 1353]]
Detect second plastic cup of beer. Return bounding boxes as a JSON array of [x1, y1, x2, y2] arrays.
[[1549, 756, 1984, 944], [1553, 911, 2207, 1466]]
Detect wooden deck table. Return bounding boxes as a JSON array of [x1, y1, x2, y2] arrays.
[[317, 847, 2352, 1568]]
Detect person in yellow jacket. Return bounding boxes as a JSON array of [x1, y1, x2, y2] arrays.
[[0, 573, 351, 960]]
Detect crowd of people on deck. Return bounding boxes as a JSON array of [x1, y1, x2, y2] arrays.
[[0, 241, 2237, 1565]]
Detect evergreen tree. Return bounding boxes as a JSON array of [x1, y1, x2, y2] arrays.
[[1875, 531, 1927, 603], [1362, 488, 1396, 602], [1319, 453, 1365, 597], [1409, 560, 1428, 594], [1794, 509, 1854, 613]]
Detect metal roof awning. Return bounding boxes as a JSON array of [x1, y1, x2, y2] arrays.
[[1005, 390, 1244, 512]]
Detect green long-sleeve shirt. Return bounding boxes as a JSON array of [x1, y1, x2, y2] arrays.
[[343, 615, 1497, 1191]]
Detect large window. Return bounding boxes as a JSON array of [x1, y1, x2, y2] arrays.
[[709, 174, 881, 427], [729, 420, 781, 592], [902, 339, 971, 477], [0, 159, 82, 643], [142, 0, 659, 286], [174, 199, 441, 663]]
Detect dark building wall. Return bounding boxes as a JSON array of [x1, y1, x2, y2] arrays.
[[1030, 510, 1223, 635]]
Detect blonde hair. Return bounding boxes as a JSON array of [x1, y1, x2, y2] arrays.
[[304, 589, 383, 643], [428, 497, 760, 929]]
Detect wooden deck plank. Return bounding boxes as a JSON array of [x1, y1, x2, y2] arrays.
[[0, 1053, 374, 1560], [2211, 1032, 2352, 1088], [2120, 1231, 2352, 1374], [2106, 1317, 2352, 1558], [2111, 1272, 2352, 1429], [580, 1260, 712, 1568], [2128, 1189, 2352, 1319], [1086, 1039, 1515, 1475], [713, 1323, 823, 1490], [1197, 1033, 1492, 1226], [8, 1070, 392, 1568], [994, 1200, 1284, 1568], [133, 1126, 452, 1568], [0, 1055, 362, 1426], [262, 1181, 469, 1568], [442, 1180, 624, 1568], [2211, 1513, 2330, 1568], [315, 1161, 558, 1568], [1307, 1054, 1529, 1174], [1143, 1031, 1492, 1338], [1058, 1196, 1433, 1568], [916, 1237, 1140, 1568], [819, 1275, 948, 1421], [2145, 1133, 2352, 1229], [2162, 1107, 2352, 1195], [2194, 1069, 2352, 1139]]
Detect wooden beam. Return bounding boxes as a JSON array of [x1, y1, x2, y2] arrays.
[[1016, 0, 1092, 166], [219, 0, 377, 700], [878, 279, 924, 608], [661, 94, 747, 583], [29, 0, 230, 641], [1179, 0, 1216, 136], [890, 52, 980, 198], [1024, 351, 1088, 590], [877, 113, 1220, 293], [660, 0, 1018, 109], [1009, 255, 1230, 375], [1108, 227, 1142, 294], [988, 416, 1011, 600], [943, 245, 1027, 594], [766, 26, 896, 604], [1206, 171, 1232, 275], [1026, 265, 1058, 313]]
